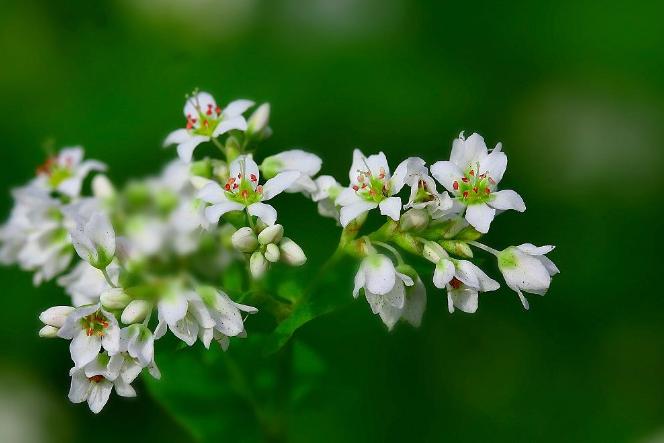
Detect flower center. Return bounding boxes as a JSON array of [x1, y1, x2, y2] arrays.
[[81, 312, 110, 337], [352, 168, 390, 203], [186, 103, 223, 137], [413, 179, 436, 204], [223, 171, 263, 205], [37, 157, 73, 188], [450, 277, 463, 289], [88, 375, 105, 383], [452, 164, 495, 205]]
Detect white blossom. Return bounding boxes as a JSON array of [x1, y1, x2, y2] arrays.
[[430, 132, 525, 233], [260, 149, 322, 194], [34, 147, 106, 197], [198, 154, 299, 226], [336, 150, 409, 227], [164, 92, 253, 163], [69, 211, 116, 269]]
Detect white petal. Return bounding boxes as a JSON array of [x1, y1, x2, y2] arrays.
[[339, 201, 377, 227], [430, 161, 463, 193], [363, 255, 396, 295], [184, 92, 217, 117], [212, 116, 247, 137], [197, 182, 227, 204], [176, 136, 208, 163], [390, 158, 411, 194], [402, 279, 427, 327], [114, 377, 137, 398], [262, 170, 301, 200], [335, 187, 363, 206], [353, 268, 365, 298], [163, 128, 191, 146], [450, 132, 487, 169], [349, 149, 367, 185], [158, 293, 188, 325], [87, 380, 113, 413], [378, 197, 402, 221], [269, 150, 322, 176], [222, 99, 255, 117], [465, 203, 496, 234], [517, 243, 555, 256], [205, 201, 244, 224], [86, 213, 115, 259], [454, 260, 480, 289], [230, 155, 260, 184], [70, 331, 102, 368], [247, 202, 277, 226], [479, 149, 507, 184], [57, 177, 83, 197], [449, 287, 479, 313], [58, 147, 84, 167], [489, 190, 526, 212], [383, 279, 405, 309], [366, 152, 390, 177], [68, 372, 90, 403], [433, 259, 455, 289], [170, 314, 199, 346]]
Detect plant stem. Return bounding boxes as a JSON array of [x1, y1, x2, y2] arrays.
[[101, 267, 118, 288], [467, 240, 500, 256], [211, 137, 227, 159], [372, 240, 405, 266]]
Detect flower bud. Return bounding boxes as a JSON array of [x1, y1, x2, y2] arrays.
[[92, 175, 116, 200], [100, 288, 132, 310], [70, 211, 115, 269], [399, 208, 430, 232], [250, 251, 269, 278], [279, 237, 307, 266], [232, 227, 259, 253], [422, 240, 447, 263], [258, 224, 283, 245], [121, 300, 152, 324], [39, 325, 59, 338], [39, 306, 74, 328], [441, 240, 473, 259], [247, 103, 270, 135], [264, 243, 280, 262]]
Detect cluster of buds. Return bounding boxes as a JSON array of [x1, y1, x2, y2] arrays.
[[231, 223, 306, 278], [0, 89, 558, 414]]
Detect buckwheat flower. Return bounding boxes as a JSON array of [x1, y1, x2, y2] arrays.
[[311, 175, 343, 221], [401, 157, 453, 217], [69, 211, 115, 269], [352, 254, 406, 329], [497, 243, 560, 309], [336, 150, 409, 227], [430, 132, 525, 233], [164, 91, 254, 163], [121, 324, 155, 367], [194, 286, 258, 349], [57, 303, 121, 368], [198, 155, 300, 226], [440, 262, 500, 314], [68, 352, 137, 414], [260, 149, 322, 194], [35, 147, 106, 197]]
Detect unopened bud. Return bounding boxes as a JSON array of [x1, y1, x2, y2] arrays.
[[279, 238, 306, 266], [422, 240, 448, 263], [399, 208, 430, 232], [39, 306, 74, 328], [250, 251, 269, 278], [232, 227, 258, 253], [121, 300, 152, 324], [247, 103, 270, 135], [441, 240, 473, 259], [100, 288, 132, 310], [258, 224, 283, 245], [264, 243, 280, 262], [39, 325, 59, 338], [92, 175, 116, 200]]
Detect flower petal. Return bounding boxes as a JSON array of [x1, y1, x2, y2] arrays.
[[197, 181, 227, 204], [378, 197, 402, 221], [158, 292, 188, 325], [222, 99, 255, 118], [465, 203, 495, 233], [402, 279, 427, 327], [205, 201, 245, 224], [433, 259, 455, 288], [339, 201, 377, 227], [349, 149, 367, 185], [430, 161, 463, 193], [68, 372, 90, 403], [262, 170, 301, 200], [363, 255, 396, 295], [366, 152, 390, 177], [163, 129, 191, 146], [230, 155, 260, 185], [448, 287, 479, 313], [489, 190, 526, 212], [335, 187, 362, 206], [450, 132, 488, 169], [70, 330, 102, 368], [176, 136, 209, 163], [87, 380, 113, 413], [184, 92, 216, 117], [268, 150, 322, 176], [247, 202, 278, 226], [212, 115, 247, 137], [517, 243, 555, 256], [479, 147, 507, 184]]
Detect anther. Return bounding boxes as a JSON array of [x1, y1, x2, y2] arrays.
[[453, 181, 459, 190]]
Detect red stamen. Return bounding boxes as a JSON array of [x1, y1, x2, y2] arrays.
[[473, 187, 478, 193], [256, 185, 263, 194], [352, 185, 359, 191], [453, 181, 459, 190], [450, 277, 462, 289], [206, 104, 213, 116], [469, 169, 475, 176], [225, 184, 231, 191], [215, 106, 222, 115], [250, 174, 257, 182], [461, 177, 469, 183], [89, 375, 104, 383], [485, 188, 491, 194], [463, 191, 469, 198]]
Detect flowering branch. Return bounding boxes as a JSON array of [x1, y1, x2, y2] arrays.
[[0, 90, 559, 415]]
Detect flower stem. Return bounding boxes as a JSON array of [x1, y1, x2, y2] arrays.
[[467, 240, 500, 256], [101, 267, 118, 288], [211, 137, 227, 159], [372, 240, 405, 266]]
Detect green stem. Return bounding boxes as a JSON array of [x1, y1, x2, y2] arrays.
[[101, 267, 118, 288], [372, 240, 405, 266], [467, 240, 500, 256], [211, 137, 227, 159]]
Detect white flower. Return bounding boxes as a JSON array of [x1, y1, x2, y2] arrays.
[[497, 243, 560, 309], [400, 157, 454, 218], [260, 149, 322, 194], [432, 257, 500, 314], [336, 150, 409, 227], [58, 261, 119, 307], [35, 147, 106, 197], [198, 155, 300, 226], [121, 324, 155, 367], [69, 211, 116, 269], [154, 284, 257, 349], [430, 132, 525, 233], [246, 103, 271, 137], [352, 255, 425, 330], [57, 303, 121, 368], [311, 175, 343, 221], [164, 92, 253, 163]]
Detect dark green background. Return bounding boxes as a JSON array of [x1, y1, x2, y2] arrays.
[[1, 0, 662, 442]]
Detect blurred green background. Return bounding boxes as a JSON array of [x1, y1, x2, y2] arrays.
[[1, 0, 663, 442]]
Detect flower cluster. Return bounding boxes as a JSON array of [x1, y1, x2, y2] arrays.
[[0, 90, 558, 413]]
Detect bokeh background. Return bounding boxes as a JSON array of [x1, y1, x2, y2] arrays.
[[1, 0, 663, 442]]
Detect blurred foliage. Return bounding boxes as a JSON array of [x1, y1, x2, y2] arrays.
[[1, 0, 664, 442]]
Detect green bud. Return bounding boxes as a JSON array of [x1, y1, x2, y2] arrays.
[[247, 103, 270, 136], [155, 189, 179, 214], [422, 240, 448, 263], [441, 240, 473, 259], [124, 182, 151, 208], [393, 232, 423, 255], [456, 226, 483, 241], [39, 325, 59, 338], [399, 208, 430, 232]]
